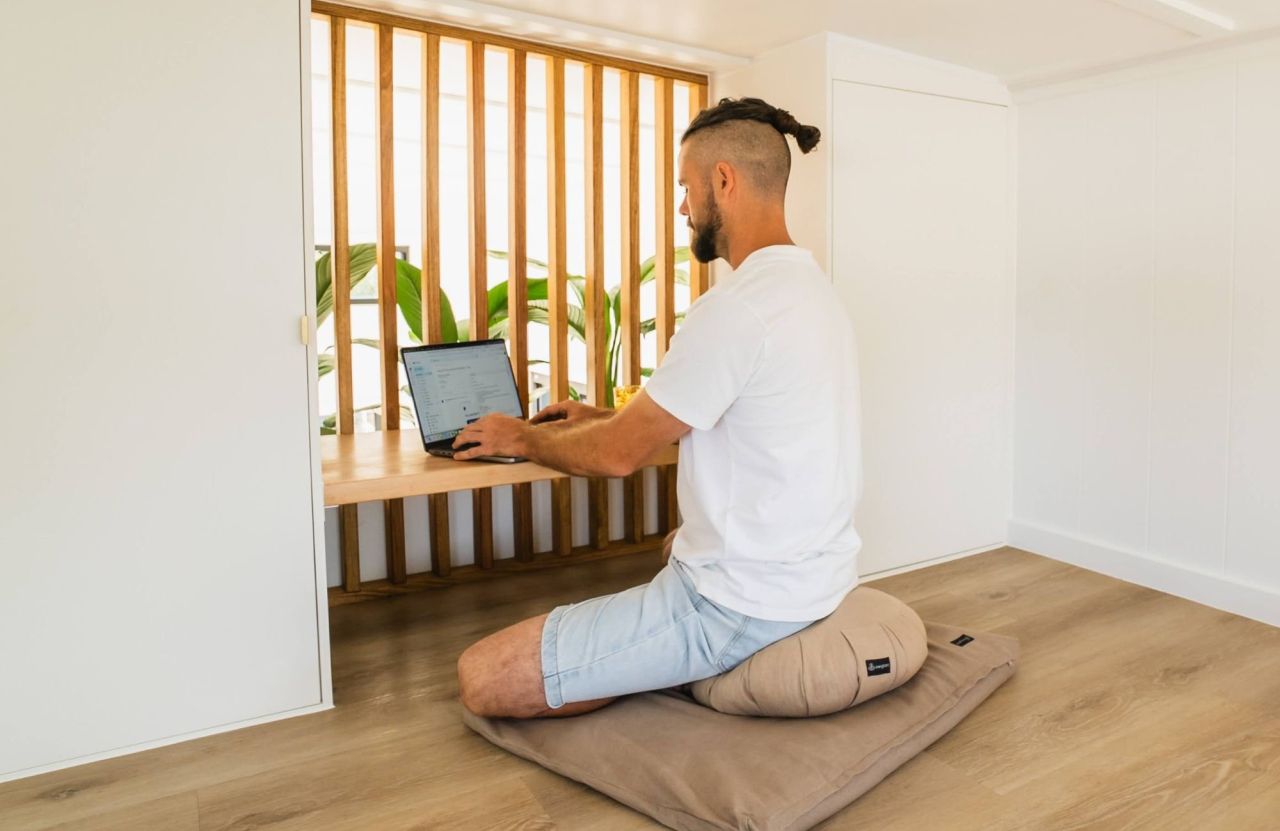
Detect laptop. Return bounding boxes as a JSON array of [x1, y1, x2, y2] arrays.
[[401, 340, 528, 463]]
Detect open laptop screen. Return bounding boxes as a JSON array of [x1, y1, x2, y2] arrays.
[[402, 341, 524, 444]]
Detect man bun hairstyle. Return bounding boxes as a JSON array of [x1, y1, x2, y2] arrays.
[[682, 97, 821, 153]]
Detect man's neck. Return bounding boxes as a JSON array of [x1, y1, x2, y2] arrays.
[[723, 213, 795, 269]]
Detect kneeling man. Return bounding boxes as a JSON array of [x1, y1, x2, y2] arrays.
[[453, 97, 863, 718]]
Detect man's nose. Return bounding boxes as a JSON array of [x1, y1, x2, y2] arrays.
[[678, 195, 689, 217]]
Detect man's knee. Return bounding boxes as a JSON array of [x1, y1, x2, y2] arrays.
[[456, 614, 550, 718], [456, 641, 489, 715]]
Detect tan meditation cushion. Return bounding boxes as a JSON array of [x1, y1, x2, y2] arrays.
[[465, 620, 1019, 831], [692, 585, 929, 717]]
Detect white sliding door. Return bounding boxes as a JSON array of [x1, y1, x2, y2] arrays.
[[0, 0, 327, 779], [831, 80, 1011, 576]]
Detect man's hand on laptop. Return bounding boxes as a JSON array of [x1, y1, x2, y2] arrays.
[[452, 414, 528, 461], [529, 400, 611, 426]]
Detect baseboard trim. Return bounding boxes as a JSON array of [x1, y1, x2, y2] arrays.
[[861, 542, 1007, 582], [0, 701, 334, 784], [1009, 520, 1280, 629]]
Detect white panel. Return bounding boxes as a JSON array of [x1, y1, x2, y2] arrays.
[[1013, 95, 1089, 532], [0, 0, 320, 777], [832, 81, 1010, 575], [325, 507, 343, 587], [1147, 63, 1235, 571], [1073, 83, 1157, 553], [827, 32, 1009, 106], [405, 495, 433, 573], [448, 490, 476, 567], [1226, 54, 1280, 591], [358, 499, 389, 580], [492, 485, 515, 559]]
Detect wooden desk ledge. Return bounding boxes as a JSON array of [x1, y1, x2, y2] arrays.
[[321, 429, 679, 506]]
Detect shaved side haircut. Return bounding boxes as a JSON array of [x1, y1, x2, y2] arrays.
[[681, 97, 821, 196]]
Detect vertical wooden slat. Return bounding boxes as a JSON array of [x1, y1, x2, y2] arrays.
[[546, 56, 572, 556], [422, 35, 444, 345], [584, 64, 609, 550], [654, 76, 676, 358], [467, 40, 495, 570], [654, 75, 679, 533], [619, 70, 645, 543], [687, 83, 709, 300], [508, 49, 535, 562], [331, 21, 355, 437], [330, 17, 363, 591], [375, 23, 408, 584], [422, 32, 451, 578]]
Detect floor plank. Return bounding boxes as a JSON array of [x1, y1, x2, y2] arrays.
[[3, 547, 1278, 830]]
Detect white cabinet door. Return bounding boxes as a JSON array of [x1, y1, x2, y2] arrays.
[[831, 80, 1011, 576], [0, 0, 324, 778]]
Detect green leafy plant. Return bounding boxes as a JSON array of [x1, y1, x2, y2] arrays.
[[315, 244, 691, 433]]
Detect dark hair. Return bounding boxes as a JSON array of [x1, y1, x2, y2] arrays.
[[682, 97, 821, 153]]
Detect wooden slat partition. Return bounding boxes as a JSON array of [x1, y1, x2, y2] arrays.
[[618, 70, 645, 544], [545, 56, 572, 556], [583, 64, 609, 550], [508, 50, 535, 562], [466, 40, 495, 570], [687, 83, 709, 300], [312, 2, 706, 85], [422, 31, 451, 578], [316, 6, 709, 602], [654, 76, 679, 533], [330, 20, 362, 592], [375, 23, 408, 584]]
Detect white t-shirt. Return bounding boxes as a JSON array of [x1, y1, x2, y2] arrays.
[[645, 245, 864, 622]]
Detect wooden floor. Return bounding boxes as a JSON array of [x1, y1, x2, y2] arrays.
[[4, 546, 1279, 830]]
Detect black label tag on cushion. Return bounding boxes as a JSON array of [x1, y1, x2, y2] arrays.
[[866, 657, 892, 676], [951, 634, 974, 647]]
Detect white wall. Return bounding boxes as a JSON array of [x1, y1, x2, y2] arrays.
[[718, 34, 1015, 578], [0, 0, 330, 781], [1011, 38, 1280, 628]]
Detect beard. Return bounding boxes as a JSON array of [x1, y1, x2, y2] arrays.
[[689, 199, 722, 264]]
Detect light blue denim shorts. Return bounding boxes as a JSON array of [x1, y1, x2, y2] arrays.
[[540, 559, 815, 709]]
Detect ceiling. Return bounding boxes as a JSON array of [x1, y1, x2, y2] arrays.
[[374, 0, 1280, 84]]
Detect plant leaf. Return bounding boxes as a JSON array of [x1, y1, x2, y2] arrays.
[[639, 310, 687, 336], [316, 243, 378, 327], [395, 259, 459, 344], [488, 249, 550, 272]]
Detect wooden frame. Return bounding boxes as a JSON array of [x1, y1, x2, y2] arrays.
[[421, 31, 452, 579], [654, 76, 679, 532], [328, 19, 363, 593], [687, 83, 709, 300], [375, 23, 408, 585], [508, 49, 535, 563], [545, 55, 573, 557], [466, 40, 495, 570], [583, 63, 609, 550], [315, 5, 709, 602], [312, 1, 706, 85]]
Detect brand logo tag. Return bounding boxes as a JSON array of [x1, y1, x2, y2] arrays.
[[951, 634, 974, 647], [866, 657, 892, 676]]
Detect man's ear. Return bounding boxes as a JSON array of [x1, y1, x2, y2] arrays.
[[714, 160, 735, 198]]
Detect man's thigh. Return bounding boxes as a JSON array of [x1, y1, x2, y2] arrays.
[[458, 562, 809, 718], [458, 563, 704, 718]]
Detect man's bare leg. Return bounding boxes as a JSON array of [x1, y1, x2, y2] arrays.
[[457, 613, 617, 718]]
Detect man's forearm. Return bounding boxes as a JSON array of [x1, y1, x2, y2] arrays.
[[520, 415, 629, 477]]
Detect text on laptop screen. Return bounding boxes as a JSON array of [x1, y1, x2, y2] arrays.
[[404, 342, 523, 443]]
